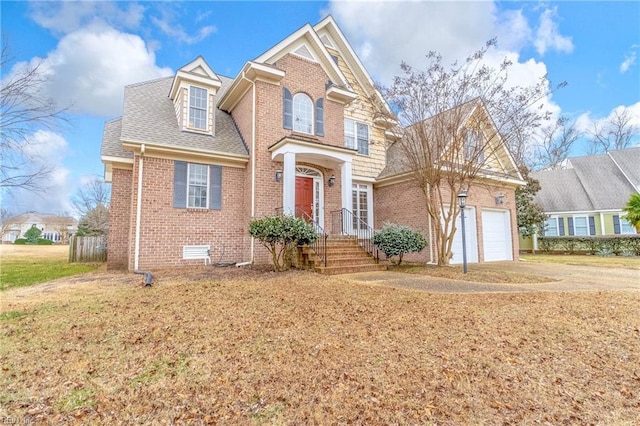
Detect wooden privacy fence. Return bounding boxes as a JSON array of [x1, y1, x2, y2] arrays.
[[69, 235, 107, 262]]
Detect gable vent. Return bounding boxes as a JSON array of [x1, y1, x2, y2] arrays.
[[294, 44, 315, 61], [320, 34, 335, 48]]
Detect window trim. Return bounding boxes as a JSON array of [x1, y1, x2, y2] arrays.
[[544, 217, 559, 236], [187, 163, 209, 209], [188, 85, 208, 131], [620, 215, 637, 235], [344, 118, 370, 156], [572, 215, 589, 236], [292, 93, 313, 134]]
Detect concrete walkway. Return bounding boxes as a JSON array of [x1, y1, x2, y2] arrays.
[[338, 261, 640, 294]]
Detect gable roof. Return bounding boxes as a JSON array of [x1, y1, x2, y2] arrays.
[[532, 147, 640, 212], [253, 22, 349, 88], [103, 75, 247, 162], [313, 16, 393, 116], [377, 99, 523, 183]]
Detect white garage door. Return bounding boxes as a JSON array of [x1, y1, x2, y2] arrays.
[[482, 209, 513, 262], [450, 206, 478, 264]]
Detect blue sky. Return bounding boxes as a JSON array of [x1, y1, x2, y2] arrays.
[[1, 1, 639, 216]]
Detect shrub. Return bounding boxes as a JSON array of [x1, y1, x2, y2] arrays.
[[249, 215, 318, 271], [24, 225, 42, 244], [373, 223, 427, 265], [538, 235, 640, 256], [14, 238, 27, 245], [36, 238, 54, 245]]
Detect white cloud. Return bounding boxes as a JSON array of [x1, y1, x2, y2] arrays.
[[328, 1, 560, 115], [149, 6, 217, 45], [2, 131, 75, 215], [8, 24, 173, 117], [533, 7, 574, 56], [576, 102, 640, 132], [28, 1, 145, 35], [620, 46, 638, 73]]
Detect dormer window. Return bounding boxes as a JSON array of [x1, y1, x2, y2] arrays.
[[189, 86, 208, 130], [293, 93, 313, 134]]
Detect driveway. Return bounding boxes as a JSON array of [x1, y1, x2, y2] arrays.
[[339, 261, 640, 293]]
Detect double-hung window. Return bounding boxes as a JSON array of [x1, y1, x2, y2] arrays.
[[572, 216, 589, 236], [189, 86, 208, 130], [544, 217, 559, 236], [344, 119, 369, 155], [173, 161, 222, 210], [620, 217, 637, 234], [187, 164, 208, 208]]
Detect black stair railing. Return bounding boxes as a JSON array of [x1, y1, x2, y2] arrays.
[[274, 206, 328, 267], [330, 208, 379, 262]]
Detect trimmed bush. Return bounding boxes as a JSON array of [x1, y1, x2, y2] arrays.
[[36, 239, 54, 245], [14, 239, 27, 245], [538, 235, 640, 256], [249, 215, 318, 271], [373, 223, 428, 265]]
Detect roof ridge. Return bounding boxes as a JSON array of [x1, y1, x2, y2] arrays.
[[125, 75, 173, 89]]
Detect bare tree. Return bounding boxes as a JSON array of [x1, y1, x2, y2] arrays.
[[587, 108, 639, 154], [533, 116, 581, 170], [77, 204, 109, 236], [72, 177, 111, 218], [0, 41, 68, 192], [0, 208, 13, 237], [383, 40, 562, 266]]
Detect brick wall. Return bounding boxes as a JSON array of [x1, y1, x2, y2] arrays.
[[107, 168, 133, 270], [127, 156, 248, 270], [374, 178, 519, 263]]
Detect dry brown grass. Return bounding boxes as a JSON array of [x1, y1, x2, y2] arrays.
[[390, 262, 555, 284], [0, 244, 69, 260], [1, 267, 639, 424]]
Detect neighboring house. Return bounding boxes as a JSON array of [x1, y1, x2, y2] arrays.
[[1, 212, 78, 244], [521, 147, 640, 251], [101, 16, 522, 271]]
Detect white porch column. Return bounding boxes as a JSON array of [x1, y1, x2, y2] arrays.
[[341, 160, 353, 213], [282, 152, 296, 215]]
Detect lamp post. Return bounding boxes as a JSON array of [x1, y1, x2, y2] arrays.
[[458, 190, 468, 274]]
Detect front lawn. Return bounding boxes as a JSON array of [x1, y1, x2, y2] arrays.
[[0, 245, 100, 291], [520, 253, 640, 269], [1, 268, 638, 424]]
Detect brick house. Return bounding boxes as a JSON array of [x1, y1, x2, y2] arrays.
[[101, 16, 523, 272]]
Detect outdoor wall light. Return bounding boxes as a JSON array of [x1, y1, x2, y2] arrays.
[[495, 193, 505, 205], [328, 175, 336, 187], [275, 170, 282, 183]]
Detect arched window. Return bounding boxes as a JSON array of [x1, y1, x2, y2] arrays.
[[292, 93, 313, 134]]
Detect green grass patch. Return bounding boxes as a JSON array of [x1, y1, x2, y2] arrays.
[[55, 388, 97, 412], [0, 311, 29, 321], [520, 254, 640, 269], [0, 259, 99, 291]]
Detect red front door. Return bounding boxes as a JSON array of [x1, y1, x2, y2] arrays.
[[295, 176, 313, 220]]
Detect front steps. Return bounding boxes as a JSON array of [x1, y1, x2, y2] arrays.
[[300, 235, 386, 275]]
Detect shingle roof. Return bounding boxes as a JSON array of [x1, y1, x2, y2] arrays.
[[532, 147, 640, 212], [100, 117, 130, 159], [103, 75, 247, 160]]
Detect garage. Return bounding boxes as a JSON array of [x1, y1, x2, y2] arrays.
[[481, 209, 513, 261]]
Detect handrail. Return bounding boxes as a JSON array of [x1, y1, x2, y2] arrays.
[[274, 206, 328, 267], [330, 208, 379, 262]]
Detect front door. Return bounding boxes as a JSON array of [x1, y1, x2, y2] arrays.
[[295, 176, 314, 220]]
